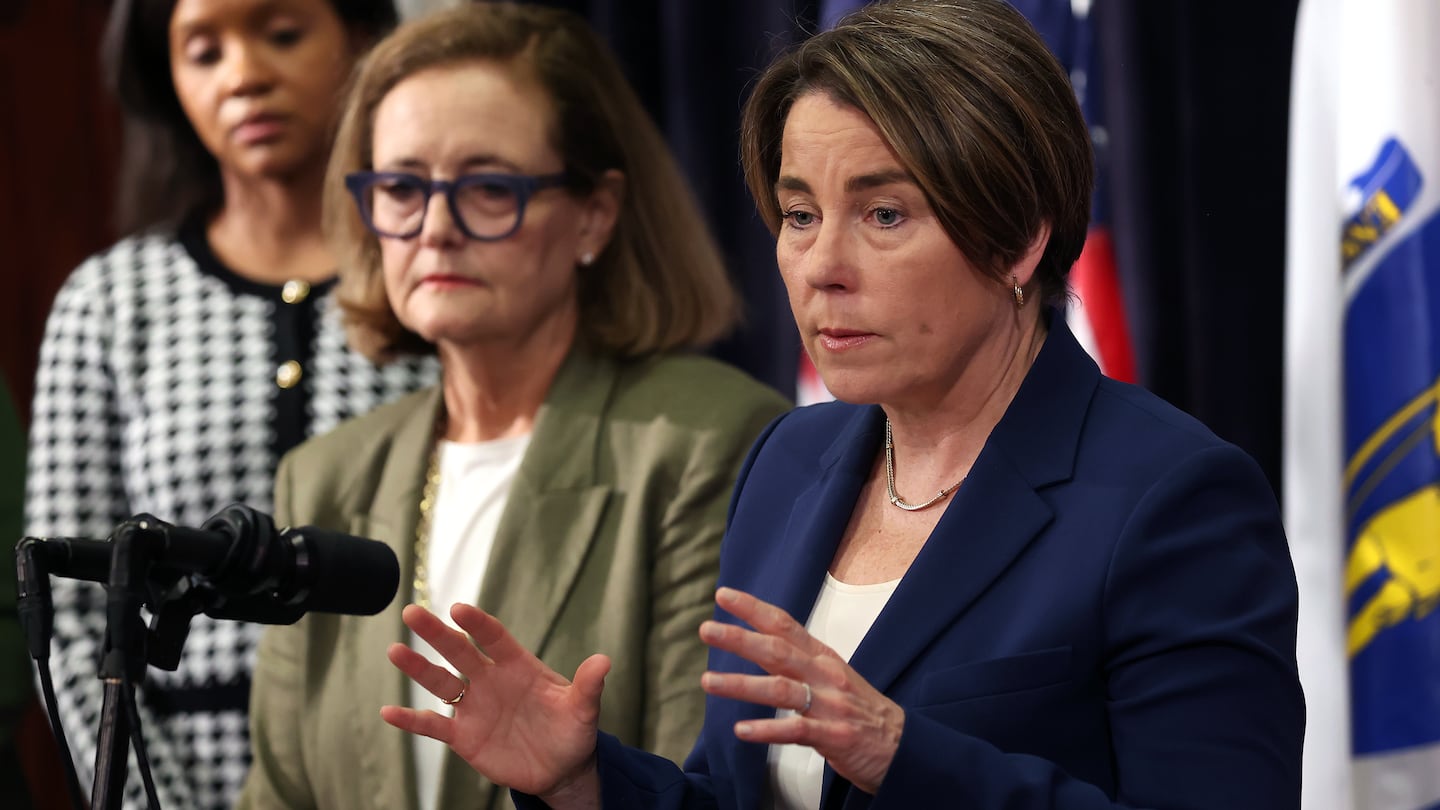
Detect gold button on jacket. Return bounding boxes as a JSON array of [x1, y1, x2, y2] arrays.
[[275, 360, 303, 389], [281, 280, 311, 304]]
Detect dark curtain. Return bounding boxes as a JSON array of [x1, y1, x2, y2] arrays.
[[526, 0, 1301, 497], [1097, 0, 1299, 493]]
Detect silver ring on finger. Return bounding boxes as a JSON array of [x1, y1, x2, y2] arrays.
[[798, 681, 813, 715]]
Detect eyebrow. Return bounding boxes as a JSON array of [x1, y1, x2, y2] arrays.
[[775, 175, 812, 194], [378, 155, 525, 173], [845, 170, 914, 192], [774, 169, 917, 195]]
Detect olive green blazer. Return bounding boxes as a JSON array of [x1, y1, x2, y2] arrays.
[[237, 350, 788, 810]]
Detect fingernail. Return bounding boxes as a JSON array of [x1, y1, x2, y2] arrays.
[[716, 587, 737, 603], [736, 722, 752, 737], [703, 673, 723, 688]]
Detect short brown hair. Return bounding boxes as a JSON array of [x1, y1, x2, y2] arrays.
[[740, 0, 1093, 306], [329, 3, 739, 362]]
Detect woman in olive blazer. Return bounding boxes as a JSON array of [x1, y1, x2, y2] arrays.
[[238, 6, 789, 809]]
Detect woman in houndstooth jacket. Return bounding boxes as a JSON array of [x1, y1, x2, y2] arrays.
[[23, 1, 434, 808]]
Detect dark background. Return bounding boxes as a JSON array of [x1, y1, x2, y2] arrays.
[[0, 1, 1300, 805]]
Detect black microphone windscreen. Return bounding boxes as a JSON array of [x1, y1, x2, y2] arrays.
[[289, 528, 400, 617]]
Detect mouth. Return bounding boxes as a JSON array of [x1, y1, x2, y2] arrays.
[[418, 273, 486, 289], [231, 112, 289, 145], [815, 327, 877, 352]]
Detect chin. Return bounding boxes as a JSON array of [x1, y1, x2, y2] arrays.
[[415, 325, 484, 349], [811, 368, 885, 406], [398, 314, 462, 346], [238, 148, 317, 183]]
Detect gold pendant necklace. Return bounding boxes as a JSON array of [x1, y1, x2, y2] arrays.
[[884, 418, 965, 512]]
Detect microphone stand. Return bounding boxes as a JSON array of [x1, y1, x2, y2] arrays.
[[20, 504, 396, 809], [92, 519, 159, 810]]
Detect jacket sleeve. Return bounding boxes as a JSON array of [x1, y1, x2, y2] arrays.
[[26, 258, 198, 810], [641, 391, 790, 763], [235, 455, 318, 810], [869, 443, 1303, 809]]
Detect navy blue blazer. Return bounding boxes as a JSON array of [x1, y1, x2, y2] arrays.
[[531, 319, 1304, 809]]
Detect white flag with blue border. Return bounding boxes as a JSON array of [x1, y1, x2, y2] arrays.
[[1286, 2, 1440, 808]]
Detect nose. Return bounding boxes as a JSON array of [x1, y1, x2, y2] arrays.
[[800, 218, 856, 292], [222, 39, 278, 97], [418, 185, 464, 248]]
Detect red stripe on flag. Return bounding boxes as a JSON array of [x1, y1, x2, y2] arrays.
[[1070, 227, 1136, 383]]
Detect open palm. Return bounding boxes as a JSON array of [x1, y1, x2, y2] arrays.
[[380, 603, 609, 798]]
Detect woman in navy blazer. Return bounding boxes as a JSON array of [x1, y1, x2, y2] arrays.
[[377, 1, 1305, 807]]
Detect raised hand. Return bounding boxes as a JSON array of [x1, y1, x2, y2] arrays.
[[698, 587, 904, 794], [380, 603, 607, 806]]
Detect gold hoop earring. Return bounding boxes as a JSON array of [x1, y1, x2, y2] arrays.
[[1012, 275, 1025, 309]]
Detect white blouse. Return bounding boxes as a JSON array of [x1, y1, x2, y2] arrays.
[[410, 433, 531, 810], [768, 573, 901, 810]]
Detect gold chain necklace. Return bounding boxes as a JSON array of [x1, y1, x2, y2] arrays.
[[413, 440, 442, 610], [884, 418, 965, 512]]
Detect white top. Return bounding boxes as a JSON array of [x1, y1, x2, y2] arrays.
[[410, 434, 531, 810], [768, 573, 901, 810]]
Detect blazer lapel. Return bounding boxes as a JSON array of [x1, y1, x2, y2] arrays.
[[844, 455, 1055, 693], [350, 387, 442, 810], [435, 350, 618, 810], [754, 407, 881, 657], [472, 348, 618, 657]]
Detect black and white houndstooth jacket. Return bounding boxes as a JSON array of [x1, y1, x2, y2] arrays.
[[24, 222, 437, 810]]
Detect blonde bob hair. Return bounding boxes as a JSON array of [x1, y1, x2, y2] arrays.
[[328, 3, 739, 362], [740, 0, 1094, 307]]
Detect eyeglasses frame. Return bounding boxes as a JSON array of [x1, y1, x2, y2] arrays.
[[344, 170, 573, 242]]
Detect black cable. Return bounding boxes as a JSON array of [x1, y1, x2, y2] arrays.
[[120, 669, 161, 810], [36, 659, 87, 810], [19, 538, 87, 810]]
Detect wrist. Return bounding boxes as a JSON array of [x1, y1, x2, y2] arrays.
[[538, 756, 601, 810], [856, 704, 906, 794]]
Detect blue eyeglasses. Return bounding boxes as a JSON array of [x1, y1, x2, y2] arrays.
[[344, 170, 573, 241]]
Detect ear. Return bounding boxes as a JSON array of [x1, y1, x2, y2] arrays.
[[1010, 221, 1052, 289], [576, 169, 626, 264]]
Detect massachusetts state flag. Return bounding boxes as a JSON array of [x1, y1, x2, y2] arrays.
[[1285, 2, 1440, 808]]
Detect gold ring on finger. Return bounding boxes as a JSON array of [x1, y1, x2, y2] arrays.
[[442, 679, 468, 706]]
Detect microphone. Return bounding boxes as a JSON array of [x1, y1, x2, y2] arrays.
[[19, 505, 400, 625], [201, 524, 401, 624]]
